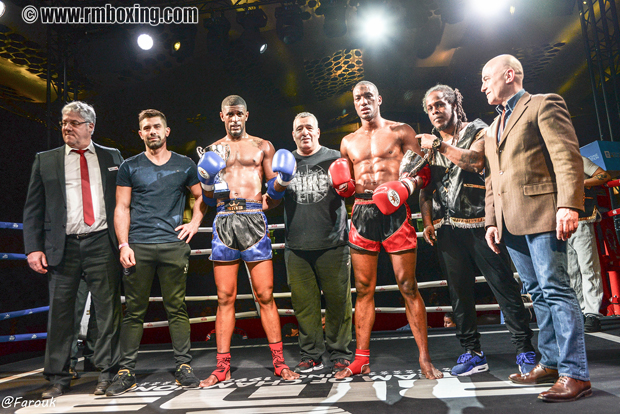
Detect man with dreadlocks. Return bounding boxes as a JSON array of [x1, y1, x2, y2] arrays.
[[417, 84, 536, 377]]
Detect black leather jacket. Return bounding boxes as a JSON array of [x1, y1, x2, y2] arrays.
[[429, 118, 488, 229]]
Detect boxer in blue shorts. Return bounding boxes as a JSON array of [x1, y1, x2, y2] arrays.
[[197, 95, 300, 387], [211, 199, 272, 262]]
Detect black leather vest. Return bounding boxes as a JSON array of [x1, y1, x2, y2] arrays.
[[429, 119, 488, 229]]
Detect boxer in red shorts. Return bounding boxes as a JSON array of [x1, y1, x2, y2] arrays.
[[329, 81, 442, 380]]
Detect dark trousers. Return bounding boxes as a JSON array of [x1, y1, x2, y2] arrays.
[[70, 278, 98, 369], [119, 241, 192, 371], [436, 226, 534, 354], [285, 246, 353, 362], [45, 231, 122, 387]]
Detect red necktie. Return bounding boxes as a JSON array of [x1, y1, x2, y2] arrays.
[[72, 149, 95, 226], [498, 108, 506, 142]]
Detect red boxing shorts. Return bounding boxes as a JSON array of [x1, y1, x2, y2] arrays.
[[349, 193, 418, 253]]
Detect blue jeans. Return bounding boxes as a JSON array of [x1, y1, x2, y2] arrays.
[[503, 230, 589, 381]]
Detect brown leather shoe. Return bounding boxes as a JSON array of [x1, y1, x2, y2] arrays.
[[509, 364, 558, 384], [538, 376, 592, 402]]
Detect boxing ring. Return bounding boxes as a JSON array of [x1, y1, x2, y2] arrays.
[[2, 216, 531, 337], [3, 213, 620, 414], [3, 191, 620, 337]]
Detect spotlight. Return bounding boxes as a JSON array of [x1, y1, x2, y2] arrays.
[[0, 2, 6, 18], [137, 34, 153, 50], [354, 1, 396, 44], [169, 24, 197, 62], [275, 4, 308, 45], [237, 7, 269, 54], [316, 0, 348, 38], [471, 0, 509, 17], [204, 13, 231, 56]]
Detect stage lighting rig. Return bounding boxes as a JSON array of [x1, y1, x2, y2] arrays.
[[315, 0, 348, 38], [204, 13, 231, 56], [276, 3, 311, 44], [237, 7, 269, 54]]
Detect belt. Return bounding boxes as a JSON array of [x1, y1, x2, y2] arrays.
[[67, 229, 106, 240], [217, 199, 262, 212]]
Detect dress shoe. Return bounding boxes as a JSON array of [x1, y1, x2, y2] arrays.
[[509, 363, 558, 384], [42, 384, 69, 399], [538, 376, 592, 402], [94, 380, 111, 395]]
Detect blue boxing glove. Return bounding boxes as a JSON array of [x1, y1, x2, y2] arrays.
[[268, 149, 297, 200], [197, 151, 225, 192]]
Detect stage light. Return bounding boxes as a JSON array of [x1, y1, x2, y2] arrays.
[[237, 7, 269, 54], [363, 13, 388, 38], [169, 24, 197, 62], [276, 4, 310, 45], [0, 2, 6, 18], [204, 13, 231, 56], [355, 2, 396, 44], [137, 34, 153, 50], [470, 0, 509, 17], [316, 0, 348, 38]]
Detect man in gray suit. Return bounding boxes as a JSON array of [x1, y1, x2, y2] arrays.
[[482, 54, 590, 402], [23, 101, 123, 399]]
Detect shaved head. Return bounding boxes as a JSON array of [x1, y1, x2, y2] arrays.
[[484, 54, 524, 85], [353, 80, 379, 96]]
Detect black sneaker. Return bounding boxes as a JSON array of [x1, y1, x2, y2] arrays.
[[294, 358, 324, 373], [584, 316, 601, 333], [175, 364, 200, 388], [105, 370, 137, 396], [332, 358, 351, 373]]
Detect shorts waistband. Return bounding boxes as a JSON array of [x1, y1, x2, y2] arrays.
[[217, 199, 262, 213], [355, 193, 373, 200]]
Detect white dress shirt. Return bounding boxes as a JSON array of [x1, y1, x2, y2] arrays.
[[65, 141, 107, 235]]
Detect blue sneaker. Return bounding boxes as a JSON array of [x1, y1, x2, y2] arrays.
[[451, 350, 489, 376], [516, 351, 536, 374]]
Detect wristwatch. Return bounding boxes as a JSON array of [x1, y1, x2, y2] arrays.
[[432, 137, 442, 150]]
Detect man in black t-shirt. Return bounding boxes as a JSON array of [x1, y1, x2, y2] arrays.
[[107, 109, 206, 396], [272, 112, 353, 373]]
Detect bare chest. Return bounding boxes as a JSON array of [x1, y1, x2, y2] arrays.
[[347, 133, 402, 164]]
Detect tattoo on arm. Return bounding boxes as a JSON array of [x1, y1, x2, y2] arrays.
[[457, 151, 484, 173]]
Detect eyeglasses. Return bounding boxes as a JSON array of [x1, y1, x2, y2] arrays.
[[59, 120, 89, 128]]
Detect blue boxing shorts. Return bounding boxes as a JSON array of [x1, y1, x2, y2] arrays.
[[210, 199, 273, 262]]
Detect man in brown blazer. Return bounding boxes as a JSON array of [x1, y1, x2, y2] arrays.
[[482, 54, 591, 403]]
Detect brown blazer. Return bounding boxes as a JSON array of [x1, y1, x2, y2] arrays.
[[484, 92, 584, 239]]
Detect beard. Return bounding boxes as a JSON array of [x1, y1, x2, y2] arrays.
[[227, 124, 244, 138], [145, 135, 165, 149], [435, 110, 457, 132]]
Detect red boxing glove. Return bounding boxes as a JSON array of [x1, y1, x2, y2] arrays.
[[373, 181, 410, 215], [329, 158, 356, 198]]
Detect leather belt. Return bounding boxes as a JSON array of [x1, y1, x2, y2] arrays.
[[67, 229, 106, 240]]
